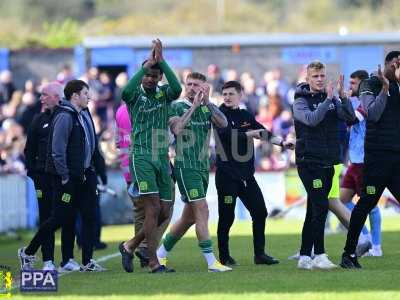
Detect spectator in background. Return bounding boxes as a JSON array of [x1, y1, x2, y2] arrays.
[[208, 64, 224, 94], [56, 64, 75, 86], [0, 70, 16, 105], [241, 76, 260, 116], [0, 118, 25, 174], [16, 80, 41, 132], [1, 91, 23, 121], [114, 72, 128, 112], [225, 68, 239, 82], [96, 72, 113, 128]]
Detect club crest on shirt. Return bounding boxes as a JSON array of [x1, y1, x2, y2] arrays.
[[155, 91, 164, 99]]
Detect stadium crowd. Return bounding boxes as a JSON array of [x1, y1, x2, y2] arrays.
[[0, 63, 300, 176]]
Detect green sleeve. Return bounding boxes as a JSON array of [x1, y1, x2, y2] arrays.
[[159, 60, 182, 101], [168, 102, 181, 120], [121, 67, 146, 104]]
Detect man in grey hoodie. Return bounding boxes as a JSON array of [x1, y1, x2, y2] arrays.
[[18, 80, 106, 272]]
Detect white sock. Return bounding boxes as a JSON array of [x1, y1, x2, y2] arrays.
[[157, 244, 168, 259], [372, 244, 382, 251], [203, 252, 217, 266]]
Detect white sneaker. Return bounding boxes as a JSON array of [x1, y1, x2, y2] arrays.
[[312, 254, 337, 270], [297, 256, 313, 270], [289, 248, 315, 260], [79, 259, 107, 272], [58, 259, 81, 273], [208, 261, 232, 272], [43, 260, 56, 271], [18, 247, 36, 270], [288, 251, 300, 260], [363, 248, 383, 257]]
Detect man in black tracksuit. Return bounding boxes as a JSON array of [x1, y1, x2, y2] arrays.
[[215, 81, 293, 266], [293, 61, 356, 270], [19, 80, 105, 272], [341, 51, 400, 269], [24, 81, 73, 270]]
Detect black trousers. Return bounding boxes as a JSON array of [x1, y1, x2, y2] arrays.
[[297, 165, 334, 256], [33, 172, 75, 262], [26, 169, 97, 265], [75, 192, 102, 247], [216, 171, 268, 259], [344, 151, 400, 254]]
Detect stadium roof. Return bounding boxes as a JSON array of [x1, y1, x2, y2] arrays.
[[83, 32, 400, 48]]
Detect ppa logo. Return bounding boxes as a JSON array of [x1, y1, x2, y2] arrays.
[[20, 270, 58, 292], [0, 265, 13, 297]]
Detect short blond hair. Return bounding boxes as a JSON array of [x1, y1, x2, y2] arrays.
[[307, 61, 325, 71]]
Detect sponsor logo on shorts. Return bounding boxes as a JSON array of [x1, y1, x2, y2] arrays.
[[189, 189, 199, 198], [224, 195, 233, 204], [36, 189, 43, 198], [366, 186, 376, 195], [139, 181, 148, 191], [61, 193, 71, 203], [313, 179, 323, 189]]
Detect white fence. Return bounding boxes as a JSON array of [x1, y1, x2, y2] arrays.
[[0, 174, 27, 233]]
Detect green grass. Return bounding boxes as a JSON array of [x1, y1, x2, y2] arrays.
[[1, 218, 400, 300]]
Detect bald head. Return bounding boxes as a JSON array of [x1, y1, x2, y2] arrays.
[[40, 81, 63, 111]]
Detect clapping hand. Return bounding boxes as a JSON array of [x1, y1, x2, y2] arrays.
[[377, 64, 389, 90]]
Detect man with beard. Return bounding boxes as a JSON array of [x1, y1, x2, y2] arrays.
[[341, 51, 400, 269]]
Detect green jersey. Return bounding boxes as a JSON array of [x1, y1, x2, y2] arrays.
[[169, 99, 212, 171], [122, 61, 182, 157]]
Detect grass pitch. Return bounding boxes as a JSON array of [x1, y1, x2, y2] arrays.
[[1, 217, 399, 300]]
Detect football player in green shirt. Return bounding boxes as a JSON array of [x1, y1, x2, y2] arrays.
[[119, 39, 181, 273], [157, 72, 232, 272]]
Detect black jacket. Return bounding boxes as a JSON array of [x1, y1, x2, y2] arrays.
[[359, 76, 400, 152], [215, 104, 271, 180], [24, 109, 54, 177], [293, 83, 355, 166], [46, 101, 104, 182]]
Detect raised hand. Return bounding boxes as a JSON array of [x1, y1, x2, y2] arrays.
[[377, 64, 389, 90], [143, 40, 156, 69], [326, 80, 334, 99], [193, 91, 203, 108], [154, 38, 164, 63], [201, 83, 211, 105], [395, 62, 400, 83], [337, 74, 346, 98]]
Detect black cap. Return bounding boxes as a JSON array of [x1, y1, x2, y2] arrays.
[[385, 51, 400, 62]]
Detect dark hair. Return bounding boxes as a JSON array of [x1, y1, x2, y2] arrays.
[[385, 51, 400, 63], [64, 80, 89, 100], [186, 72, 206, 82], [222, 80, 242, 93], [141, 60, 163, 75], [350, 70, 369, 81]]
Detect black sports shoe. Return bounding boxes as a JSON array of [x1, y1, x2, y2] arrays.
[[254, 254, 280, 265], [94, 241, 108, 250], [118, 242, 134, 273], [340, 252, 362, 269], [135, 247, 149, 268], [150, 265, 176, 273], [220, 256, 238, 266], [355, 241, 372, 257]]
